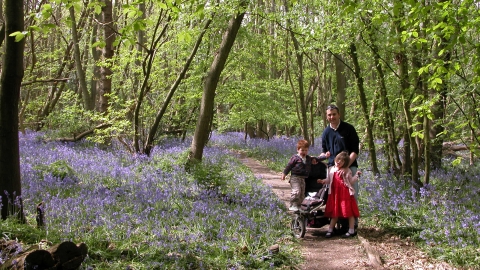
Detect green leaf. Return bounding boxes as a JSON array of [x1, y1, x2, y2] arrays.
[[451, 157, 462, 166], [92, 40, 106, 48], [29, 26, 41, 32], [9, 31, 27, 42], [42, 4, 52, 12], [178, 32, 192, 43], [196, 4, 205, 14], [133, 21, 145, 31]]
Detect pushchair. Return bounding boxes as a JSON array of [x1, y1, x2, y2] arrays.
[[290, 161, 349, 238], [290, 185, 330, 238]]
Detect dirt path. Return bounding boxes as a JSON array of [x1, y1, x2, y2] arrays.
[[238, 154, 460, 270], [237, 155, 372, 269]]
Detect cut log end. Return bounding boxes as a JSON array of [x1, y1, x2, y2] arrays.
[[1, 241, 87, 270]]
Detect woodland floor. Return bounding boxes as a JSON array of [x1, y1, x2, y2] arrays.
[[237, 154, 460, 270]]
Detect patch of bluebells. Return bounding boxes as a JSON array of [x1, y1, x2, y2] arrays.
[[359, 151, 480, 250], [13, 131, 294, 269], [210, 131, 323, 170]]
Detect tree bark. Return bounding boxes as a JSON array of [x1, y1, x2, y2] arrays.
[[362, 16, 401, 174], [348, 42, 379, 175], [133, 13, 170, 153], [188, 3, 247, 163], [98, 0, 114, 114], [429, 0, 451, 169], [69, 4, 92, 110], [334, 54, 346, 118], [0, 0, 25, 221], [288, 30, 309, 140], [393, 0, 421, 187]]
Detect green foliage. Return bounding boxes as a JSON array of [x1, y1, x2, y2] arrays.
[[185, 153, 239, 192], [9, 31, 28, 42], [43, 90, 93, 138], [33, 160, 75, 180]]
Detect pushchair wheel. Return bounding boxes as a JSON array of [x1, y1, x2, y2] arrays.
[[291, 214, 306, 238]]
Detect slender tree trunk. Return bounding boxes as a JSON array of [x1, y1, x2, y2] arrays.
[[318, 52, 331, 126], [362, 17, 400, 174], [0, 0, 25, 221], [423, 102, 431, 185], [133, 2, 146, 94], [98, 0, 114, 114], [69, 4, 92, 110], [430, 0, 451, 169], [36, 7, 89, 130], [283, 0, 308, 140], [188, 4, 246, 163], [289, 33, 309, 140], [133, 14, 170, 152], [144, 19, 212, 155], [348, 42, 379, 175], [334, 54, 346, 116], [393, 0, 421, 188], [90, 13, 100, 111]]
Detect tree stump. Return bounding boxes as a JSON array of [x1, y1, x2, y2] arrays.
[[36, 202, 45, 228], [0, 241, 88, 270]]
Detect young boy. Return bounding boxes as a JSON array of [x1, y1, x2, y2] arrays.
[[281, 139, 317, 211]]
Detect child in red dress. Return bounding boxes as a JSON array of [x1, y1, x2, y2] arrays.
[[318, 151, 361, 238]]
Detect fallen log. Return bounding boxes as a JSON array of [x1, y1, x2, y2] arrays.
[[442, 142, 480, 152], [0, 241, 87, 270]]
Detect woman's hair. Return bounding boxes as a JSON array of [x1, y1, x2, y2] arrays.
[[334, 151, 350, 168], [296, 139, 310, 150]]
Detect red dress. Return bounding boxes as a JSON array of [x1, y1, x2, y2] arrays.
[[324, 171, 360, 218]]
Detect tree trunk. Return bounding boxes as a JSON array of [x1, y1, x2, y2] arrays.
[[36, 15, 88, 131], [289, 31, 309, 140], [144, 19, 212, 155], [245, 122, 256, 139], [90, 13, 100, 111], [348, 42, 379, 175], [318, 52, 331, 126], [334, 54, 346, 117], [133, 15, 170, 152], [363, 16, 400, 174], [393, 0, 421, 188], [429, 0, 451, 169], [0, 0, 25, 221], [188, 4, 246, 163], [132, 2, 146, 93], [98, 0, 114, 114], [69, 4, 92, 110]]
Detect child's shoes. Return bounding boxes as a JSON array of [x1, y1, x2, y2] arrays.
[[342, 231, 357, 238]]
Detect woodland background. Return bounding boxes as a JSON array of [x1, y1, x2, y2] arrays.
[[1, 0, 480, 220]]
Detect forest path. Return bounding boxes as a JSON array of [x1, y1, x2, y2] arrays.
[[237, 153, 459, 270], [237, 154, 372, 270]]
